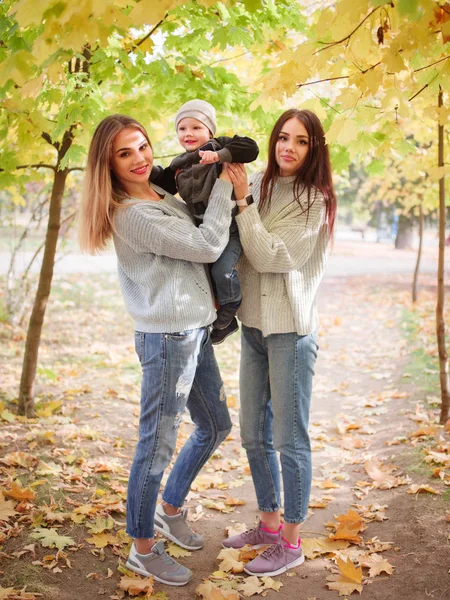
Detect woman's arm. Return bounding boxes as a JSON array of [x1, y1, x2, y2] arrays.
[[236, 201, 326, 273], [115, 179, 233, 263]]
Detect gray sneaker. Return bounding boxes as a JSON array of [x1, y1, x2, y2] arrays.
[[126, 541, 192, 586], [222, 520, 281, 549], [154, 504, 203, 550], [244, 539, 304, 576]]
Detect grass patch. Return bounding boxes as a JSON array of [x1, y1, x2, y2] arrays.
[[401, 308, 440, 398]]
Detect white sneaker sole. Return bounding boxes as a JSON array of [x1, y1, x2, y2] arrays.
[[244, 554, 305, 577], [125, 559, 192, 586], [221, 542, 270, 550], [154, 521, 203, 551]]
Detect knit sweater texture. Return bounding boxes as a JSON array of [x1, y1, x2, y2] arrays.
[[236, 172, 329, 337], [112, 179, 233, 333]]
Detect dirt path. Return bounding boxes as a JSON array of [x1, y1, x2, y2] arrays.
[[1, 246, 449, 600]]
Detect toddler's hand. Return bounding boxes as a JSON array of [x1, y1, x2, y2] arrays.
[[199, 150, 220, 164]]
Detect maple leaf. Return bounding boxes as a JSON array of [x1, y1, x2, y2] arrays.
[[408, 484, 441, 495], [217, 547, 245, 573], [327, 556, 363, 596], [196, 580, 240, 600], [85, 532, 120, 548], [0, 587, 17, 599], [3, 481, 35, 501], [166, 542, 192, 558], [237, 575, 264, 597], [364, 459, 397, 489], [119, 575, 154, 596], [0, 493, 19, 522], [86, 516, 115, 533], [301, 537, 350, 559], [0, 451, 37, 467], [226, 522, 247, 538], [222, 495, 246, 506], [360, 553, 394, 577], [30, 528, 75, 550], [202, 499, 235, 513]]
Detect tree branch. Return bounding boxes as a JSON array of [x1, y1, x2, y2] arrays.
[[130, 17, 166, 54], [0, 163, 56, 173], [414, 54, 450, 73], [314, 7, 382, 54]]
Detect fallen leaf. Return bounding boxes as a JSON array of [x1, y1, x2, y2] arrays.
[[0, 493, 19, 522], [3, 481, 35, 501], [119, 575, 154, 596], [166, 542, 192, 558], [30, 528, 75, 550], [327, 556, 363, 596], [360, 553, 394, 577], [408, 484, 441, 495], [217, 547, 245, 573], [196, 580, 240, 599]]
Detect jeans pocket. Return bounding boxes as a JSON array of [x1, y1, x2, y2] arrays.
[[134, 331, 145, 363], [166, 329, 194, 341]]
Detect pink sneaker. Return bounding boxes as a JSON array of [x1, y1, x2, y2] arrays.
[[244, 538, 304, 576], [222, 521, 281, 549]]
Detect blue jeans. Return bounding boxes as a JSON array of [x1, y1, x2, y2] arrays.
[[127, 327, 232, 539], [239, 326, 319, 524], [210, 219, 242, 305]]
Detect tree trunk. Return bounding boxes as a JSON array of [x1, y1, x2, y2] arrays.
[[412, 202, 423, 304], [436, 87, 450, 424], [395, 214, 414, 249], [18, 134, 72, 416]]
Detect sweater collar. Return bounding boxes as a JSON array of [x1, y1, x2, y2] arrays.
[[276, 175, 297, 185]]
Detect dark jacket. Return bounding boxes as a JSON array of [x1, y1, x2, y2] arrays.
[[151, 135, 259, 220]]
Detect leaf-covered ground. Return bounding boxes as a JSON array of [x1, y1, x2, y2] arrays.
[[0, 241, 449, 600]]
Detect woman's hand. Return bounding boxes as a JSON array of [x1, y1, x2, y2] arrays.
[[225, 163, 249, 201], [219, 164, 232, 182]]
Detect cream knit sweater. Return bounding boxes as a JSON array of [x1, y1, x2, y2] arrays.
[[236, 172, 329, 337]]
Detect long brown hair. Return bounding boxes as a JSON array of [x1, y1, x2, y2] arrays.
[[78, 114, 152, 254], [259, 109, 336, 237]]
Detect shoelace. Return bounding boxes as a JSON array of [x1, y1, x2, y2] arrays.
[[242, 525, 265, 543], [259, 541, 284, 559]]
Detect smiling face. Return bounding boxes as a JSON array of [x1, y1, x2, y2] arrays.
[[111, 128, 153, 193], [275, 117, 310, 177], [177, 117, 212, 152]]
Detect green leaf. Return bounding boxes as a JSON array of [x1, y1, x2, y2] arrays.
[[30, 528, 75, 549]]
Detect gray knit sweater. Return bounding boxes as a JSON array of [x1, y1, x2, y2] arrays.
[[236, 172, 329, 337], [112, 180, 233, 333]]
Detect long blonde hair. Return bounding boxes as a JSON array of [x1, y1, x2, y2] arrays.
[[78, 114, 152, 254]]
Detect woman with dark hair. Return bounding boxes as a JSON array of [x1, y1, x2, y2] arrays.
[[79, 114, 234, 586], [222, 109, 336, 577]]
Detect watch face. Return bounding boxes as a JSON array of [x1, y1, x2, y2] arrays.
[[247, 194, 254, 205]]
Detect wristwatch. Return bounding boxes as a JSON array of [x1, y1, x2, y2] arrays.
[[236, 193, 254, 207]]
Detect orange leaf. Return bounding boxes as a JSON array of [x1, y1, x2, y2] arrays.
[[3, 481, 35, 501]]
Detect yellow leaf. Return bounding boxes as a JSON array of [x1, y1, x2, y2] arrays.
[[327, 556, 363, 596], [217, 547, 245, 573], [166, 542, 192, 558], [301, 537, 350, 559], [408, 484, 441, 495], [119, 575, 154, 596], [237, 575, 263, 597], [85, 532, 120, 548], [0, 587, 16, 599], [196, 580, 240, 600]]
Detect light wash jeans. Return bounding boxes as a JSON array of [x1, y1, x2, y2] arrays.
[[127, 327, 232, 539], [210, 219, 242, 305], [239, 325, 319, 524]]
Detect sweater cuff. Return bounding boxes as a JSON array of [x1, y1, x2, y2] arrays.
[[217, 148, 232, 163], [211, 178, 233, 197]]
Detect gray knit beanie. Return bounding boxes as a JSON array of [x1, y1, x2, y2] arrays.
[[175, 99, 217, 136]]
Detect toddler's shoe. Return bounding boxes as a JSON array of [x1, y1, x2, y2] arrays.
[[213, 300, 242, 330], [222, 520, 281, 549], [244, 537, 304, 577], [154, 504, 203, 550], [211, 317, 239, 345], [126, 541, 192, 586]]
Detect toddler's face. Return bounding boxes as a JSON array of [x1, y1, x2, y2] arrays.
[[177, 117, 211, 151]]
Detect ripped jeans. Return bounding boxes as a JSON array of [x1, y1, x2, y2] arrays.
[[126, 327, 232, 539]]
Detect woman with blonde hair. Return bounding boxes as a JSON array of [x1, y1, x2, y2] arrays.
[[222, 109, 336, 577], [79, 114, 234, 586]]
